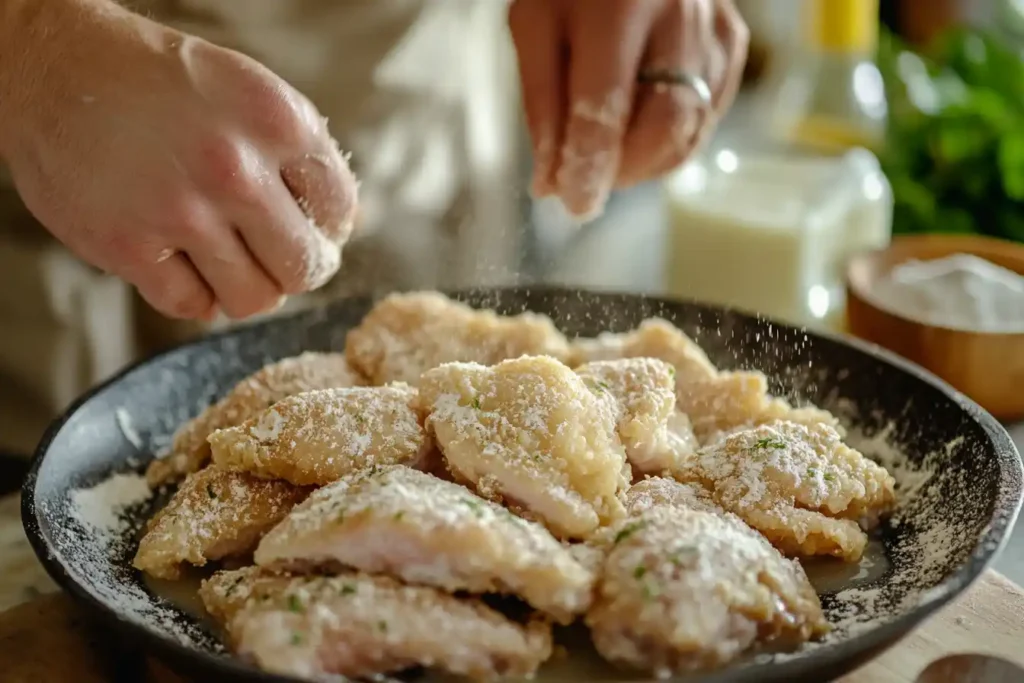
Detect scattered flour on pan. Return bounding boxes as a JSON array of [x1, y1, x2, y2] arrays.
[[771, 419, 979, 662], [60, 471, 220, 650]]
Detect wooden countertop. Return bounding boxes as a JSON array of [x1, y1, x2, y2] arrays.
[[2, 493, 1023, 683]]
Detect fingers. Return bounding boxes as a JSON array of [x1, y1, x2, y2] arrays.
[[280, 140, 359, 244], [509, 0, 567, 198], [124, 252, 217, 321], [712, 0, 750, 113], [616, 0, 715, 188], [556, 1, 659, 219], [182, 221, 285, 320], [232, 175, 343, 296]]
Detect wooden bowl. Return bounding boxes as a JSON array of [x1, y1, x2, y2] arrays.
[[846, 234, 1024, 421]]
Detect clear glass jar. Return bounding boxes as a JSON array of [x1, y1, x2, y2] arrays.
[[663, 147, 893, 330]]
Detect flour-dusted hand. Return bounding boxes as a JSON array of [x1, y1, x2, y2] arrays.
[[509, 0, 748, 220], [0, 0, 357, 320]]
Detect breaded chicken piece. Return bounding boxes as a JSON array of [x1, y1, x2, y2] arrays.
[[586, 506, 827, 676], [419, 355, 629, 540], [255, 465, 594, 623], [133, 467, 309, 579], [208, 384, 432, 487], [200, 567, 553, 682], [576, 358, 698, 476], [675, 421, 897, 561], [625, 476, 721, 516], [567, 318, 841, 443], [345, 291, 570, 385], [146, 352, 363, 486]]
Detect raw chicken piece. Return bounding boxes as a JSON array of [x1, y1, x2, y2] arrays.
[[345, 291, 570, 385], [576, 358, 698, 475], [200, 567, 553, 682], [134, 467, 309, 579], [586, 506, 827, 676], [146, 352, 363, 486], [675, 420, 897, 561], [255, 465, 594, 623], [208, 384, 432, 486], [419, 355, 629, 540], [567, 318, 841, 443]]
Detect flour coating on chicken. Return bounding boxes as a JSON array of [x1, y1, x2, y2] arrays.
[[419, 355, 629, 540], [146, 352, 364, 486], [586, 506, 827, 676], [568, 318, 840, 442], [576, 358, 697, 475], [133, 467, 309, 580], [625, 477, 721, 516], [208, 384, 432, 486], [255, 465, 595, 623], [674, 420, 897, 560], [200, 567, 553, 681], [345, 291, 570, 385]]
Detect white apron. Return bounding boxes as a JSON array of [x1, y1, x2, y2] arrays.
[[0, 0, 523, 454]]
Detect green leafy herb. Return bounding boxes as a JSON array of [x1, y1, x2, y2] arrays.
[[633, 565, 647, 579], [290, 632, 303, 646], [393, 511, 406, 521], [876, 27, 1024, 243], [340, 583, 357, 595], [378, 620, 388, 633], [753, 437, 786, 451], [471, 397, 482, 409], [823, 472, 837, 482], [287, 595, 304, 613]]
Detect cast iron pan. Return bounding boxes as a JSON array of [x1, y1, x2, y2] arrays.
[[21, 287, 1024, 683]]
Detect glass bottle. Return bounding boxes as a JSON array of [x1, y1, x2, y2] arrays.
[[769, 0, 889, 155]]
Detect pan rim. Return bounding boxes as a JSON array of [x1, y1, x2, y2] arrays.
[[20, 285, 1024, 683]]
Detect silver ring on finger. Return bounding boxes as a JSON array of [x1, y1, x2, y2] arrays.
[[636, 69, 713, 108]]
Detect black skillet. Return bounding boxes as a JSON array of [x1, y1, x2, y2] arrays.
[[21, 287, 1024, 683]]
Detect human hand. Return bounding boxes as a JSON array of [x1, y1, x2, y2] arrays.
[[0, 0, 357, 320], [509, 0, 748, 220]]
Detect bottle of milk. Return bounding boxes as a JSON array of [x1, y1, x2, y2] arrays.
[[663, 147, 893, 330]]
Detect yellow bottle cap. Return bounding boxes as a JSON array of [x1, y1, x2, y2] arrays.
[[807, 0, 880, 53]]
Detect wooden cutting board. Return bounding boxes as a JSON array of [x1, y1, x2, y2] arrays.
[[1, 572, 1022, 683]]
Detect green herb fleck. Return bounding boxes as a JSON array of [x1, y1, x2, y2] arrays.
[[225, 576, 244, 596], [459, 498, 484, 517], [753, 437, 787, 450], [806, 467, 818, 479], [670, 546, 699, 566], [823, 472, 837, 482], [633, 565, 647, 579], [471, 397, 482, 409], [288, 595, 304, 613], [668, 366, 676, 378], [290, 632, 303, 646], [613, 521, 647, 545], [641, 582, 659, 601], [206, 484, 217, 500], [378, 620, 388, 633], [340, 584, 357, 595], [596, 381, 611, 392], [393, 511, 406, 521]]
